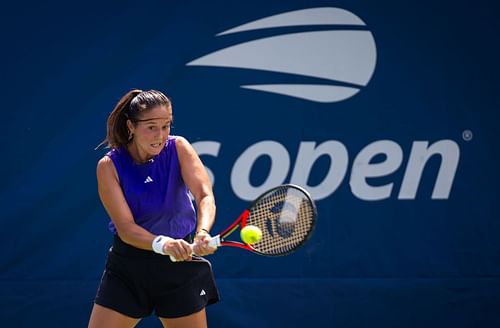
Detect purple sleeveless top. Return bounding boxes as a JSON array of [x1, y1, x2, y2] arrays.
[[106, 136, 196, 238]]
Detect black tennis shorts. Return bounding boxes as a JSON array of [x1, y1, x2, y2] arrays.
[[94, 235, 220, 319]]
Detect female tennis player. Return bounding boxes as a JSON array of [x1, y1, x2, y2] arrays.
[[88, 89, 219, 328]]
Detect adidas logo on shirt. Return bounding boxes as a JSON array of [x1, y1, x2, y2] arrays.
[[144, 176, 154, 184]]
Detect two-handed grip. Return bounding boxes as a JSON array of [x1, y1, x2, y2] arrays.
[[169, 235, 221, 262]]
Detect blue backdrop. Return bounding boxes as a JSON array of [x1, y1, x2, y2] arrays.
[[1, 1, 499, 327]]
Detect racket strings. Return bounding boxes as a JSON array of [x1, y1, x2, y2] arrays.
[[246, 187, 315, 256]]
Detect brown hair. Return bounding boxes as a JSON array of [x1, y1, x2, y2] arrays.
[[96, 89, 172, 149]]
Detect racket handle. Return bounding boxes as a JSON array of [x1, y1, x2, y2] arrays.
[[169, 236, 220, 262], [208, 235, 221, 247]]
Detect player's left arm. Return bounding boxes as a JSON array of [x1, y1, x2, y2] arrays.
[[176, 136, 216, 255]]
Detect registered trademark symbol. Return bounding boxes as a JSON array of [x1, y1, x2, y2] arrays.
[[462, 130, 473, 141]]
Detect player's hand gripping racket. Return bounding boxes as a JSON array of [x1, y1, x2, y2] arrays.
[[170, 184, 317, 261]]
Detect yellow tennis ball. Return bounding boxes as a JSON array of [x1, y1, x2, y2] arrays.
[[240, 225, 262, 244]]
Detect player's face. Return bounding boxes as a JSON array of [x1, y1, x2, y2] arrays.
[[128, 105, 172, 162]]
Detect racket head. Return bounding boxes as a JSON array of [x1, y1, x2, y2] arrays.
[[239, 184, 317, 256]]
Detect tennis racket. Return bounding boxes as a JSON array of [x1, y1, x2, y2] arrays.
[[170, 184, 317, 261]]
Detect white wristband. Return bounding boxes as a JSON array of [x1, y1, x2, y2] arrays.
[[152, 235, 173, 255]]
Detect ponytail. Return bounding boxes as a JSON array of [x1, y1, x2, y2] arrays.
[[95, 89, 142, 150]]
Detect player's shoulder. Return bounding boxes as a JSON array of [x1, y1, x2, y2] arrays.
[[96, 154, 116, 177], [97, 153, 113, 166], [171, 135, 189, 145], [172, 135, 193, 151]]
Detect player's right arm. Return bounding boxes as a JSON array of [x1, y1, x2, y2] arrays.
[[96, 156, 192, 260]]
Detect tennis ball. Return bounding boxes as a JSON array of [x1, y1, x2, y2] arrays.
[[240, 225, 262, 244]]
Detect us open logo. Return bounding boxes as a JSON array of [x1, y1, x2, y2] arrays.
[[187, 7, 377, 103]]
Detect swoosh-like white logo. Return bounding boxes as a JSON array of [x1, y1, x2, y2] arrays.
[[187, 7, 377, 103]]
